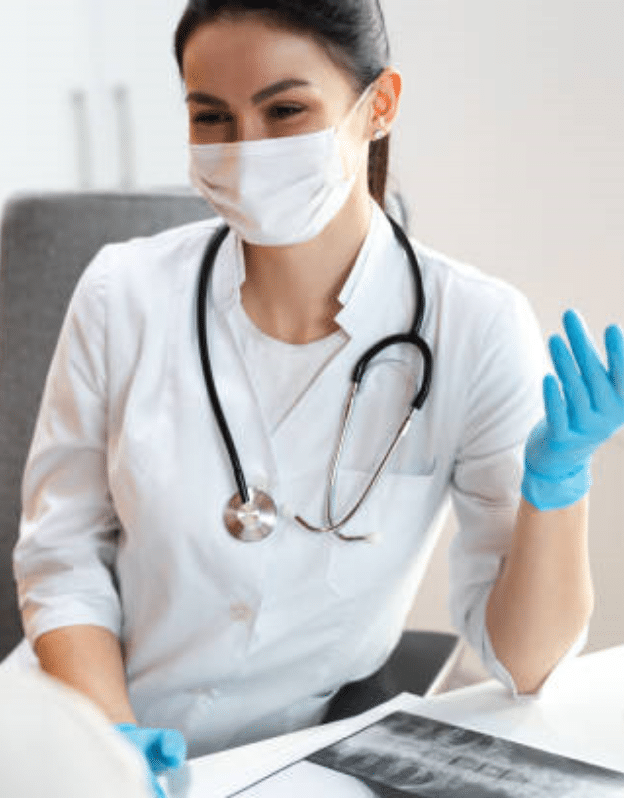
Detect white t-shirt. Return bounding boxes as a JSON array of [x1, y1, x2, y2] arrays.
[[230, 301, 348, 434]]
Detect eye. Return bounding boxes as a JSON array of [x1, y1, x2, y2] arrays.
[[192, 112, 232, 125], [269, 104, 305, 120]]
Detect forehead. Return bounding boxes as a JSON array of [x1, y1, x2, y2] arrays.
[[182, 16, 354, 97]]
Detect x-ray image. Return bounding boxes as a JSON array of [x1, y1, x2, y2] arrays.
[[306, 712, 624, 797], [233, 711, 624, 797]]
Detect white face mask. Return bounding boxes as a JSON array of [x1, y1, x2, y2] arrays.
[[188, 84, 375, 246]]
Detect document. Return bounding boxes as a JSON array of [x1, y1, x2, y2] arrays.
[[229, 709, 624, 797]]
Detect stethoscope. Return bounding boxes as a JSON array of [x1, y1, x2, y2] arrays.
[[196, 215, 433, 543]]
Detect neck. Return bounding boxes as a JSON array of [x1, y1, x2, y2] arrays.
[[241, 185, 374, 344]]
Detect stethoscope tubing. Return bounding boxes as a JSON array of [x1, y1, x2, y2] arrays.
[[196, 223, 251, 505], [196, 213, 433, 538]]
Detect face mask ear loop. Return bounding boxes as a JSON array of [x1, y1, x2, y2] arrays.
[[341, 82, 379, 135], [335, 82, 379, 180]]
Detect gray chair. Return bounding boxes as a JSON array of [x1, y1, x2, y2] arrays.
[[322, 629, 461, 722], [0, 190, 459, 707]]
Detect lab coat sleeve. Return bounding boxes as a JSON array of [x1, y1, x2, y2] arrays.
[[13, 246, 123, 646], [447, 287, 588, 696]]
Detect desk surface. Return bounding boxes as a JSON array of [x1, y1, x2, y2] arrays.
[[175, 645, 624, 798]]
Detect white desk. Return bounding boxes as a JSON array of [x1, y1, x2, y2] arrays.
[[174, 645, 624, 798]]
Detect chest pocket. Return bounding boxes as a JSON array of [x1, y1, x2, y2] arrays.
[[325, 466, 439, 599]]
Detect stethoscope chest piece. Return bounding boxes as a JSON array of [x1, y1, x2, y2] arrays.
[[224, 488, 277, 542]]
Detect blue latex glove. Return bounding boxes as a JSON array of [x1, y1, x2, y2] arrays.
[[115, 723, 187, 798], [522, 309, 624, 511]]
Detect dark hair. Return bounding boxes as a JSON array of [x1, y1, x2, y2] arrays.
[[174, 0, 392, 209]]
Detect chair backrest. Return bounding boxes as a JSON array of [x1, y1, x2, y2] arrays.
[[0, 192, 214, 659]]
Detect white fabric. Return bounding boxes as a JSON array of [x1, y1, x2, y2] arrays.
[[230, 300, 347, 434], [0, 671, 151, 797], [12, 200, 577, 758]]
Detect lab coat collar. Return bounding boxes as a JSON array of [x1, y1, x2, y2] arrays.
[[210, 226, 245, 311], [335, 199, 396, 337], [209, 199, 402, 344]]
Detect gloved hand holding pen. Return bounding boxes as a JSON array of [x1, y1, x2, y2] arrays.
[[115, 723, 187, 798], [522, 308, 624, 511]]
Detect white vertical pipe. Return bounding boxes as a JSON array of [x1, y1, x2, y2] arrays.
[[113, 84, 135, 190], [84, 0, 118, 188], [70, 89, 92, 190]]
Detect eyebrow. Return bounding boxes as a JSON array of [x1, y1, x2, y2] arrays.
[[185, 78, 312, 107]]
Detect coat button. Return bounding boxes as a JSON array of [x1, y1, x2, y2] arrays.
[[230, 602, 254, 623]]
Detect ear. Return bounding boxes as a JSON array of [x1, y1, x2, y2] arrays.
[[369, 68, 402, 140]]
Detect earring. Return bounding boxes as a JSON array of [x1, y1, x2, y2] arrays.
[[373, 117, 386, 141]]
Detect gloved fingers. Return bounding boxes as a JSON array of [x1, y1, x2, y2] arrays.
[[161, 728, 187, 768], [543, 374, 568, 440], [605, 323, 624, 399], [146, 729, 187, 774], [117, 725, 187, 776], [549, 333, 592, 429], [562, 309, 613, 412]]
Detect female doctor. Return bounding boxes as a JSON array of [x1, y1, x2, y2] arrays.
[[12, 0, 624, 792]]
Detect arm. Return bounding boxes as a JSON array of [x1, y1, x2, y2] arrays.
[[17, 252, 187, 796], [14, 251, 126, 700], [34, 625, 137, 725], [486, 497, 592, 694], [486, 310, 624, 693], [36, 624, 187, 798]]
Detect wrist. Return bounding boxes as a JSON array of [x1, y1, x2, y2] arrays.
[[521, 461, 592, 511]]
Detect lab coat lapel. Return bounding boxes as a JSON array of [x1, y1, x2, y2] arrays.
[[271, 205, 416, 468]]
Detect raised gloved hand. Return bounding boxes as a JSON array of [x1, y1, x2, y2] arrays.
[[115, 723, 187, 798], [522, 309, 624, 511]]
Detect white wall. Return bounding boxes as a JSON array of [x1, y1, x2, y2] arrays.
[[383, 0, 624, 655], [0, 0, 91, 199], [0, 0, 189, 207]]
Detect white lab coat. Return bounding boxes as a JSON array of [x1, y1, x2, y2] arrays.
[[13, 201, 563, 757]]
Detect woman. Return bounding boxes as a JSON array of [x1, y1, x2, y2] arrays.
[[12, 0, 624, 793]]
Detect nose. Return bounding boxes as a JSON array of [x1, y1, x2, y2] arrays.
[[229, 113, 266, 143]]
